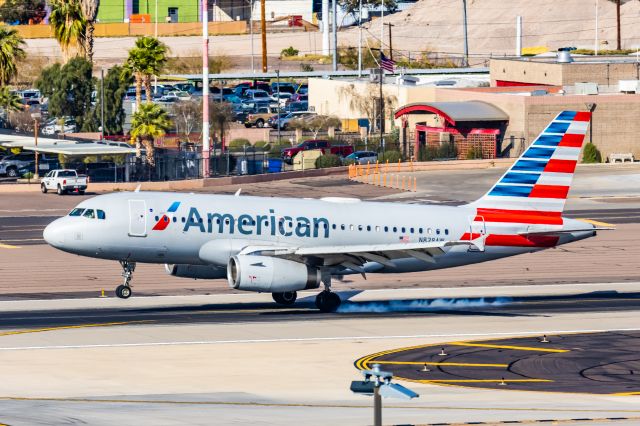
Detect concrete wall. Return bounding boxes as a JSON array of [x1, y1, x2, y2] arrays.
[[5, 21, 246, 39]]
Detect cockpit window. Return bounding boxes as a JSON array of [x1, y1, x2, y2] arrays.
[[97, 210, 106, 220], [69, 208, 85, 216], [83, 209, 95, 219]]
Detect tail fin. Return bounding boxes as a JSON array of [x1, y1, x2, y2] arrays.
[[471, 111, 590, 220]]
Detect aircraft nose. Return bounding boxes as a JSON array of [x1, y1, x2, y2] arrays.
[[43, 219, 66, 248]]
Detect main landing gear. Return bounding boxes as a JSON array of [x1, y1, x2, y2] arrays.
[[115, 260, 135, 299], [272, 291, 297, 305], [315, 291, 341, 313]]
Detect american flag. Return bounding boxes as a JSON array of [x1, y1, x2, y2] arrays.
[[380, 52, 396, 73], [398, 235, 410, 243]]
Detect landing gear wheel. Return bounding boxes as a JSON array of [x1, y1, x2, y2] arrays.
[[115, 285, 131, 299], [315, 291, 341, 313], [272, 291, 297, 306], [41, 184, 47, 193]]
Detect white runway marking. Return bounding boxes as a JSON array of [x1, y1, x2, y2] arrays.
[[1, 327, 639, 351]]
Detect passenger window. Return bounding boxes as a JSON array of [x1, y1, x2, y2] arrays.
[[97, 210, 106, 220], [410, 228, 414, 233], [384, 226, 388, 232], [69, 208, 85, 216], [401, 227, 406, 233], [341, 224, 345, 230], [332, 224, 337, 230], [445, 229, 449, 235], [419, 228, 423, 234], [436, 229, 441, 235], [83, 209, 95, 219], [393, 227, 397, 232], [358, 225, 363, 231]]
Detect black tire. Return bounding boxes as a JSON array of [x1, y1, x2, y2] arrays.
[[6, 167, 17, 178], [315, 291, 341, 313], [57, 185, 65, 195], [256, 119, 264, 128], [115, 285, 132, 299], [78, 190, 85, 195], [244, 123, 252, 128], [272, 291, 297, 306], [41, 184, 48, 193]]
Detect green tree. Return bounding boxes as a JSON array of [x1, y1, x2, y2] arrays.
[[83, 65, 131, 134], [79, 0, 100, 64], [49, 0, 86, 63], [0, 0, 46, 24], [339, 0, 397, 18], [123, 36, 168, 107], [0, 86, 23, 114], [36, 57, 94, 130], [209, 101, 234, 148], [130, 103, 173, 167], [582, 142, 602, 163], [0, 27, 26, 86]]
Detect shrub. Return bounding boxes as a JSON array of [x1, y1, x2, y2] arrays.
[[227, 138, 251, 152], [466, 145, 483, 160], [269, 143, 290, 159], [315, 153, 342, 169], [22, 172, 34, 180], [437, 143, 457, 159], [418, 146, 438, 161], [281, 46, 299, 57], [300, 63, 314, 72], [379, 150, 402, 164], [254, 141, 271, 151], [582, 142, 602, 163]]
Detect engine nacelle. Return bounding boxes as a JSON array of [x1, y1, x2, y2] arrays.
[[165, 264, 227, 279], [227, 255, 321, 292]]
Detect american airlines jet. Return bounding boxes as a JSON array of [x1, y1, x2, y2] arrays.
[[44, 111, 604, 312]]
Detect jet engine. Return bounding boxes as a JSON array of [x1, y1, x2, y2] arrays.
[[165, 264, 227, 279], [227, 255, 321, 292]]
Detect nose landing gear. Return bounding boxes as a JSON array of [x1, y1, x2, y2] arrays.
[[272, 291, 297, 305], [115, 261, 135, 299]]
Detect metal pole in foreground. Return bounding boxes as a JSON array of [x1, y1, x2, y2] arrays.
[[462, 0, 469, 67], [595, 0, 599, 56], [250, 0, 255, 72], [33, 120, 39, 179], [373, 385, 382, 426], [515, 16, 522, 57], [332, 0, 338, 71], [202, 0, 210, 178], [100, 68, 105, 140], [357, 0, 362, 77], [154, 0, 158, 95]]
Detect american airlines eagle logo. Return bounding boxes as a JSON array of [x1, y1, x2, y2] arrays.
[[152, 201, 181, 231]]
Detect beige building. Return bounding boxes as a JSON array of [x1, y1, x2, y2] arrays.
[[309, 57, 640, 161]]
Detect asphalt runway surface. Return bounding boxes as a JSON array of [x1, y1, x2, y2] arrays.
[[1, 289, 639, 331], [355, 331, 640, 395]]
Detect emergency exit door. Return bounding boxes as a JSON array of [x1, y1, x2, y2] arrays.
[[129, 200, 147, 237]]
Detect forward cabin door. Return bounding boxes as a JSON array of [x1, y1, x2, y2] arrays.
[[129, 200, 147, 237]]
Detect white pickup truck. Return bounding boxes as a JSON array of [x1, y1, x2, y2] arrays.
[[41, 169, 88, 195]]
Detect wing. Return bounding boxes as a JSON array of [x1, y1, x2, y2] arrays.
[[237, 238, 484, 273]]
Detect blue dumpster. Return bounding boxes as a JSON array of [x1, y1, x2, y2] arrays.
[[268, 158, 283, 173]]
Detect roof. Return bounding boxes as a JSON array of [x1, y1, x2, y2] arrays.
[[394, 101, 509, 125], [0, 135, 136, 156]]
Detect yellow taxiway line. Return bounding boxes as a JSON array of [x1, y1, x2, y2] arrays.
[[0, 321, 152, 338], [576, 218, 616, 228], [424, 379, 553, 383], [447, 342, 569, 353], [0, 243, 19, 249]]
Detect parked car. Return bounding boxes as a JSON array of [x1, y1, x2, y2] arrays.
[[271, 82, 298, 94], [271, 111, 315, 130], [290, 93, 308, 103], [42, 118, 76, 135], [244, 106, 281, 128], [224, 94, 243, 104], [283, 101, 309, 113], [173, 83, 196, 94], [281, 139, 354, 164], [243, 89, 271, 103], [0, 152, 58, 177], [343, 151, 378, 165], [270, 92, 292, 106], [40, 169, 88, 195]]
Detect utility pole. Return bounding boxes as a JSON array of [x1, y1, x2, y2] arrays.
[[276, 69, 281, 142], [261, 0, 267, 72], [332, 0, 338, 71], [616, 0, 621, 50], [202, 0, 210, 178], [357, 0, 362, 77], [515, 16, 522, 57], [380, 0, 384, 52], [154, 0, 158, 95], [462, 0, 469, 67], [385, 23, 394, 60], [322, 0, 330, 55], [595, 0, 599, 55], [379, 66, 384, 144]]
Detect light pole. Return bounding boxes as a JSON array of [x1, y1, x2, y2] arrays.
[[202, 0, 211, 178], [357, 0, 362, 77], [276, 69, 281, 143], [462, 0, 469, 67], [154, 0, 158, 96], [31, 112, 41, 179], [100, 68, 105, 140], [249, 0, 255, 73]]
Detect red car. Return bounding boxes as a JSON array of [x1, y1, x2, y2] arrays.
[[281, 140, 354, 164]]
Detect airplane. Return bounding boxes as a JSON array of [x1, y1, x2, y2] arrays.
[[43, 110, 607, 312]]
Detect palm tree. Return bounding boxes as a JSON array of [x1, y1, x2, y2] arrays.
[[124, 36, 168, 106], [49, 0, 86, 63], [0, 27, 26, 86], [130, 103, 172, 168], [0, 86, 23, 117], [79, 0, 100, 64]]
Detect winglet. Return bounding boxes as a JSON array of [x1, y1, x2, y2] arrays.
[[134, 184, 141, 193], [235, 188, 242, 197]]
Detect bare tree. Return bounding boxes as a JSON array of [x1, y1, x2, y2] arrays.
[[172, 99, 202, 142], [289, 115, 342, 138], [337, 83, 397, 134]]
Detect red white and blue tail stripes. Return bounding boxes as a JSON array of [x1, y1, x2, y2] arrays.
[[474, 110, 590, 215], [467, 111, 591, 246]]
